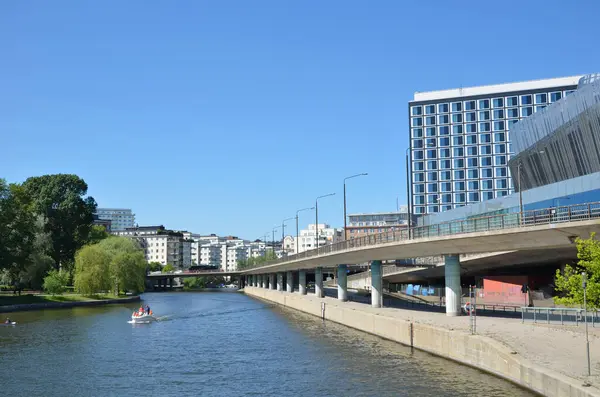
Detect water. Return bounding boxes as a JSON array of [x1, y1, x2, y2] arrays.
[[0, 292, 534, 397]]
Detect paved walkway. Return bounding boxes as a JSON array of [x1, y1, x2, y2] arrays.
[[305, 289, 600, 388]]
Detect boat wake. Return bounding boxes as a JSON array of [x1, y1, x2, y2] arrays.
[[127, 304, 273, 324]]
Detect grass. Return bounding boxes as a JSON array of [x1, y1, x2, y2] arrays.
[[0, 293, 128, 306]]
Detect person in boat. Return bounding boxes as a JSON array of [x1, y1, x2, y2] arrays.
[[138, 306, 144, 316], [5, 318, 12, 324], [145, 305, 150, 315]]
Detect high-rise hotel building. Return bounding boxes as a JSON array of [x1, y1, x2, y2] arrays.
[[408, 75, 582, 216]]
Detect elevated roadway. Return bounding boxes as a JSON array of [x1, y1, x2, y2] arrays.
[[241, 202, 600, 316]]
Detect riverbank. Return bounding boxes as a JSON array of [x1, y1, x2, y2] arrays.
[[245, 286, 600, 397], [0, 294, 140, 313]]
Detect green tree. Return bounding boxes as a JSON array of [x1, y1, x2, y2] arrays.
[[183, 277, 205, 289], [183, 275, 225, 289], [74, 236, 147, 296], [43, 269, 69, 295], [110, 251, 146, 294], [23, 174, 97, 271], [74, 244, 111, 295], [554, 233, 600, 308], [0, 181, 36, 273], [88, 225, 110, 245], [147, 261, 163, 272], [163, 263, 174, 273]]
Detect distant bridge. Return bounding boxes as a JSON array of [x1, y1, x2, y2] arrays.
[[146, 270, 241, 279]]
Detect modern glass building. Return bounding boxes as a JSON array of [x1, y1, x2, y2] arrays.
[[509, 74, 600, 191], [96, 208, 135, 231], [408, 75, 582, 216], [417, 73, 600, 227]]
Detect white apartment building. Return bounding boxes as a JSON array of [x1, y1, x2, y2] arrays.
[[114, 225, 192, 268], [286, 224, 343, 254], [95, 208, 135, 231], [194, 236, 270, 271], [247, 240, 267, 258], [199, 244, 223, 268]]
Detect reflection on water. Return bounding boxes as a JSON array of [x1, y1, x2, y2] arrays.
[[0, 292, 533, 397]]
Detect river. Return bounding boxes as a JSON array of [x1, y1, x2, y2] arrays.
[[0, 292, 534, 396]]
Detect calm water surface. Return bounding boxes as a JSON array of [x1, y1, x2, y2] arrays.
[[0, 292, 534, 396]]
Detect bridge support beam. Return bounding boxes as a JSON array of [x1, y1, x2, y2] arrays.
[[277, 273, 283, 291], [337, 265, 348, 301], [299, 270, 307, 295], [262, 274, 267, 289], [371, 260, 383, 308], [286, 271, 293, 293], [314, 267, 323, 298], [445, 254, 461, 316], [269, 274, 276, 290]]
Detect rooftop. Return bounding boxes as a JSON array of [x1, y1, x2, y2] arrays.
[[348, 210, 408, 216], [411, 75, 583, 103]]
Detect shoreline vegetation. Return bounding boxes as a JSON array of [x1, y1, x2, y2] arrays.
[[0, 293, 140, 313]]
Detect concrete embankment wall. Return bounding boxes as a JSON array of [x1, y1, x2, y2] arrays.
[[0, 295, 141, 313], [245, 287, 597, 397]]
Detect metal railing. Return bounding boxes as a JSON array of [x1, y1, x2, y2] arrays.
[[521, 307, 600, 326], [244, 201, 600, 271]]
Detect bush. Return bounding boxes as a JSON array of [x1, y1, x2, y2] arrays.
[[43, 270, 69, 295], [163, 263, 174, 273]]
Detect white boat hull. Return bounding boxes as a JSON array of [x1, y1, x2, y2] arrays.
[[130, 314, 156, 323]]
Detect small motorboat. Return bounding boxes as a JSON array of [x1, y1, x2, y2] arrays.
[[1, 321, 16, 326], [130, 311, 156, 324]]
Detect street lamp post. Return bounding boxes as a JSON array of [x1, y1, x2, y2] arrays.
[[315, 193, 336, 250], [583, 272, 591, 376], [296, 207, 314, 255], [281, 217, 294, 256], [272, 226, 279, 258], [343, 173, 368, 240]]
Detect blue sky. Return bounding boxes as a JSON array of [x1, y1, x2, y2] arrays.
[[1, 0, 598, 239]]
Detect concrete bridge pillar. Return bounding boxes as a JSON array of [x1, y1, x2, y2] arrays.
[[445, 254, 461, 316], [277, 273, 283, 291], [269, 274, 276, 290], [168, 278, 173, 289], [286, 271, 293, 293], [262, 274, 267, 289], [371, 260, 383, 308], [314, 267, 323, 298], [337, 265, 348, 302], [299, 270, 307, 295]]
